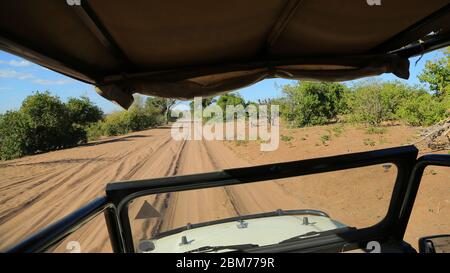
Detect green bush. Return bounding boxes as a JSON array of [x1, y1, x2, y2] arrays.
[[64, 124, 88, 146], [145, 97, 177, 124], [86, 122, 105, 141], [101, 111, 129, 136], [397, 93, 449, 126], [0, 92, 104, 160], [66, 96, 103, 126], [331, 125, 344, 136], [20, 92, 73, 151], [366, 126, 387, 135], [0, 111, 33, 160], [216, 93, 246, 120], [281, 82, 346, 127], [346, 82, 392, 125], [127, 106, 160, 131], [320, 134, 331, 144], [277, 80, 449, 128], [342, 80, 450, 126], [280, 135, 293, 142], [86, 102, 165, 140]]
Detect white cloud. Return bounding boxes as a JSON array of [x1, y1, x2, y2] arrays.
[[32, 78, 72, 85], [0, 69, 34, 80], [0, 59, 32, 67], [0, 69, 72, 85]]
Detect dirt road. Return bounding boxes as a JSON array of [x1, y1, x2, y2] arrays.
[[0, 128, 175, 251], [0, 125, 318, 252], [127, 125, 315, 251], [0, 125, 448, 252]]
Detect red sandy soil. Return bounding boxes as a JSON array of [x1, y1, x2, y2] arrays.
[[224, 123, 450, 249]]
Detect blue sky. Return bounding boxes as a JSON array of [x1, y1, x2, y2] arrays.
[[0, 49, 444, 114]]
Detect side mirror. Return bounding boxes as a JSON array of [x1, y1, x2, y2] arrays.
[[419, 235, 450, 253]]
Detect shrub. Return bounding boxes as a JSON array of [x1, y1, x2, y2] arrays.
[[366, 127, 387, 135], [347, 82, 388, 125], [66, 96, 103, 126], [331, 125, 344, 136], [101, 111, 130, 136], [126, 106, 160, 131], [0, 111, 33, 160], [320, 134, 331, 144], [397, 93, 449, 126], [86, 122, 105, 141], [344, 80, 449, 126], [281, 135, 293, 142], [0, 92, 169, 160], [281, 82, 347, 127], [64, 124, 88, 146], [345, 81, 424, 125], [90, 103, 165, 138], [216, 93, 246, 120], [363, 138, 376, 146], [145, 97, 177, 124], [20, 91, 73, 151], [0, 92, 105, 160]]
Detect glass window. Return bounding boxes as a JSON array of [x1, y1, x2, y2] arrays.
[[404, 165, 450, 250], [127, 163, 398, 253]]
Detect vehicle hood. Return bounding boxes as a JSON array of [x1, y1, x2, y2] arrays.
[[140, 214, 346, 253]]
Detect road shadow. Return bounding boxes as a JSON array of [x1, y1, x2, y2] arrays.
[[1, 157, 114, 167], [0, 134, 152, 167], [0, 134, 154, 168]]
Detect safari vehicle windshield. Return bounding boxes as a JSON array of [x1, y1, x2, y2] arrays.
[[126, 164, 397, 253]]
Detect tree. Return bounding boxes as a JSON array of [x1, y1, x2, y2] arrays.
[[126, 106, 161, 131], [397, 92, 449, 126], [20, 91, 73, 151], [189, 97, 215, 111], [100, 111, 129, 136], [257, 98, 285, 122], [0, 92, 106, 160], [216, 92, 246, 120], [145, 97, 177, 123], [0, 111, 33, 160], [418, 47, 450, 98], [217, 93, 245, 110], [66, 96, 103, 126], [345, 80, 424, 125], [281, 82, 346, 127]]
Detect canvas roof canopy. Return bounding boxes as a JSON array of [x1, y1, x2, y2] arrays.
[[1, 0, 449, 108]]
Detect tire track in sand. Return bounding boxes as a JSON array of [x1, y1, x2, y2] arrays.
[[0, 129, 176, 250]]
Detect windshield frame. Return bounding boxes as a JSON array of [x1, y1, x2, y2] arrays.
[[107, 145, 418, 253]]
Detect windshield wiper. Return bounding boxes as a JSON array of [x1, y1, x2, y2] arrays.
[[279, 227, 356, 244], [185, 243, 260, 253]]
